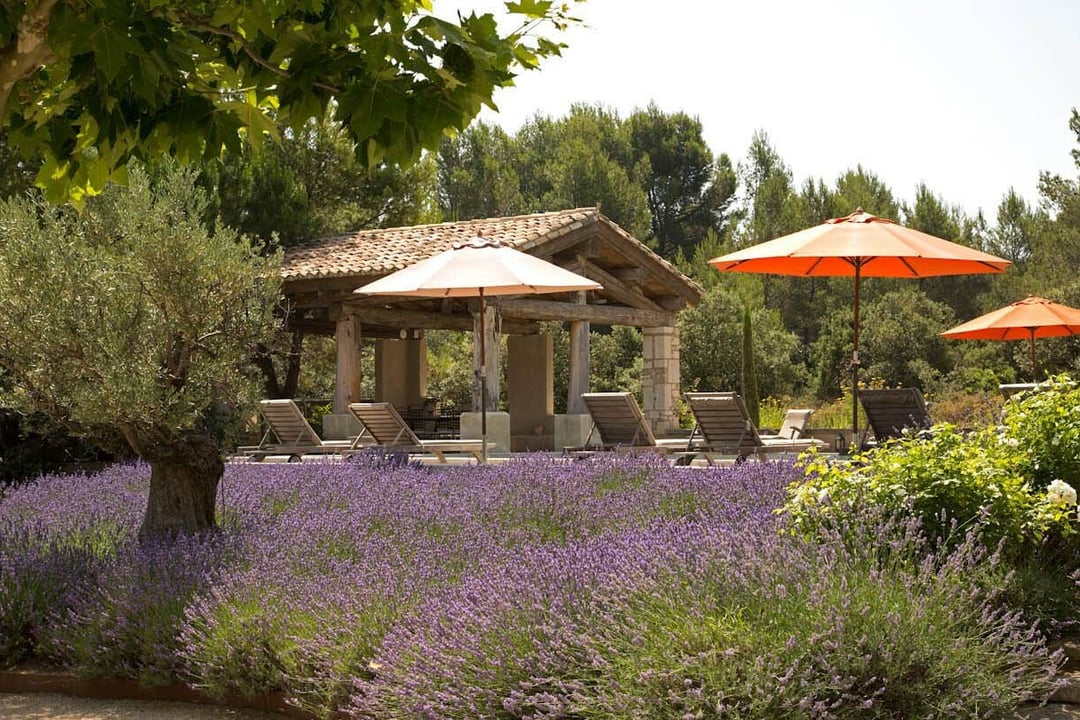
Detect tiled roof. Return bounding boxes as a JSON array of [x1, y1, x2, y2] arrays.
[[282, 208, 599, 282]]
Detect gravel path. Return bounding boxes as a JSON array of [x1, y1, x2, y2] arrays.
[[0, 693, 289, 719], [3, 692, 1080, 719]]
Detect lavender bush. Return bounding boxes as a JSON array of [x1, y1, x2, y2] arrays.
[[0, 453, 1065, 718], [52, 533, 232, 685], [0, 523, 97, 665], [352, 493, 1059, 718]]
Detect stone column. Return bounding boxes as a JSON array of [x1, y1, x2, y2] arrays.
[[557, 292, 593, 450], [566, 292, 590, 414], [374, 335, 428, 408], [508, 334, 554, 451], [642, 325, 680, 436]]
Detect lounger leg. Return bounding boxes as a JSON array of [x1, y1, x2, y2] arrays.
[[434, 450, 447, 463]]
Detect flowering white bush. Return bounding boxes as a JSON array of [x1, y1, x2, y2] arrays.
[[1047, 480, 1077, 507]]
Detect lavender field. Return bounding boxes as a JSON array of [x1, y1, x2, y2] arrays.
[[0, 453, 1063, 718]]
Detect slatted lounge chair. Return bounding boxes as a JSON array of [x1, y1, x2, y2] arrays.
[[772, 408, 814, 440], [685, 392, 824, 464], [857, 388, 933, 444], [236, 399, 358, 461], [580, 392, 696, 456], [998, 383, 1042, 398], [348, 402, 489, 462]]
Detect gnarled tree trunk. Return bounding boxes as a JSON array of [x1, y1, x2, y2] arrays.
[[127, 431, 223, 539], [0, 0, 58, 121]]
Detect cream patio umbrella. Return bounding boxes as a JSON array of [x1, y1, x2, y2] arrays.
[[355, 236, 602, 462], [709, 208, 1011, 447]]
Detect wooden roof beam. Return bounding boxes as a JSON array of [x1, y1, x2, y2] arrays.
[[655, 295, 687, 311], [287, 288, 361, 309], [500, 298, 676, 327], [575, 255, 665, 313], [288, 317, 412, 339], [612, 267, 645, 285], [534, 233, 600, 263], [595, 224, 703, 303], [340, 304, 538, 334]]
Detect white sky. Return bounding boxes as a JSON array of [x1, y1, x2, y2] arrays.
[[436, 0, 1080, 219]]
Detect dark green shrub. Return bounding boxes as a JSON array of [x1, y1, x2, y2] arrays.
[[784, 381, 1080, 629], [1001, 374, 1080, 489], [786, 425, 1051, 551]]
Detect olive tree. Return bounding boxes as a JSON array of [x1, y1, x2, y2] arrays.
[[0, 164, 281, 537]]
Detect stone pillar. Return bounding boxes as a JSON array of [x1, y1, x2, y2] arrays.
[[508, 334, 554, 451], [375, 336, 428, 408], [566, 291, 590, 414], [642, 325, 680, 436], [324, 312, 364, 440]]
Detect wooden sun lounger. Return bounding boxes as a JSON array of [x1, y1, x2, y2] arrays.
[[858, 388, 932, 444], [578, 392, 696, 459], [348, 402, 490, 462], [685, 392, 824, 464], [772, 408, 813, 440], [235, 399, 357, 460]]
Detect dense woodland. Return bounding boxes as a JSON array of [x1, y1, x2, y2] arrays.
[[184, 104, 1080, 409], [3, 103, 1080, 418]]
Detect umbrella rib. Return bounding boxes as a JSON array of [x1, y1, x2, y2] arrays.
[[898, 257, 918, 276]]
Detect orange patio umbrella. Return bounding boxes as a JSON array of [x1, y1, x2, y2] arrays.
[[709, 208, 1011, 445], [355, 236, 601, 462], [941, 295, 1080, 381]]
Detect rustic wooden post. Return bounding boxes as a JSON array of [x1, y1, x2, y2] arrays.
[[333, 311, 363, 413], [472, 301, 500, 412]]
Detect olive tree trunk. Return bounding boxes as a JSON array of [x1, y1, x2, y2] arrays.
[[128, 431, 223, 539]]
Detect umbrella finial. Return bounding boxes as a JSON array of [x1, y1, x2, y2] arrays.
[[454, 233, 509, 251]]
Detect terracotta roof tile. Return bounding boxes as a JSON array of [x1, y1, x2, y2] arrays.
[[281, 207, 704, 303], [282, 208, 599, 281]]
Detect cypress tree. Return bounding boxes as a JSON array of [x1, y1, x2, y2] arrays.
[[742, 304, 761, 425]]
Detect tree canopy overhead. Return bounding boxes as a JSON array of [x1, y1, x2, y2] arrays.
[[0, 0, 580, 204]]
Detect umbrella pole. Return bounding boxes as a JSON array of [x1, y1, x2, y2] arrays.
[[479, 289, 488, 464], [851, 265, 861, 452], [1030, 329, 1037, 383]]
